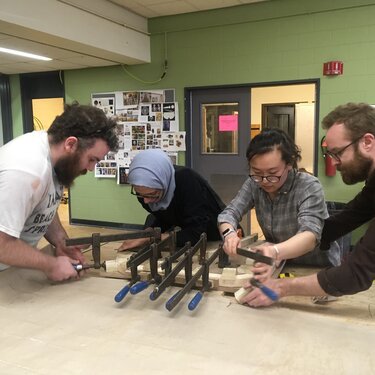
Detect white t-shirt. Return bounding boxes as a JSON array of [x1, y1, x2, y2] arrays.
[[0, 131, 63, 247]]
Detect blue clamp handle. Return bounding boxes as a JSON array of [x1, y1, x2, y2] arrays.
[[165, 290, 180, 311], [149, 290, 157, 301], [130, 281, 149, 295], [188, 291, 203, 311], [114, 284, 130, 303], [258, 284, 279, 301]]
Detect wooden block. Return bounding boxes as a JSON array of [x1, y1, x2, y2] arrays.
[[208, 273, 221, 281], [232, 274, 252, 288], [234, 286, 251, 304], [104, 256, 129, 275], [142, 262, 151, 272], [116, 252, 132, 259], [137, 264, 146, 272], [219, 268, 237, 287], [208, 273, 220, 288], [245, 258, 254, 265], [237, 264, 252, 274], [104, 260, 118, 273], [221, 268, 237, 277], [117, 260, 128, 274]]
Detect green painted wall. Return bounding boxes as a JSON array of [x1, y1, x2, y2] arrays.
[[69, 172, 147, 225], [10, 0, 375, 236], [9, 75, 23, 137]]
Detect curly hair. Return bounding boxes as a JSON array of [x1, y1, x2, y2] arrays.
[[246, 128, 301, 168], [322, 103, 375, 140], [47, 102, 119, 152]]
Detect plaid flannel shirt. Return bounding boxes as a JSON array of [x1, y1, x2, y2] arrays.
[[218, 169, 328, 243]]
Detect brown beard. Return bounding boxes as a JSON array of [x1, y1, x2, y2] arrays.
[[54, 151, 87, 187], [338, 148, 372, 185]]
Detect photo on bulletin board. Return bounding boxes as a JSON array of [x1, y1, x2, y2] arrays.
[[161, 131, 186, 151], [115, 124, 125, 149], [95, 161, 117, 178], [117, 166, 129, 185], [152, 103, 161, 112], [105, 152, 116, 161], [115, 108, 139, 122], [139, 91, 164, 104], [123, 92, 139, 107], [92, 93, 116, 117]]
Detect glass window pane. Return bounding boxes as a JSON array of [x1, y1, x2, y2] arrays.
[[201, 103, 239, 154]]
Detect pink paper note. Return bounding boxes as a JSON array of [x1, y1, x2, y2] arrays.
[[219, 114, 238, 131]]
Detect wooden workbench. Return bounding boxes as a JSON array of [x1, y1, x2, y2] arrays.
[[0, 264, 375, 375]]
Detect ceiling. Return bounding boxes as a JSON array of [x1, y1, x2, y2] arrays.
[[0, 0, 269, 75], [110, 0, 269, 18]]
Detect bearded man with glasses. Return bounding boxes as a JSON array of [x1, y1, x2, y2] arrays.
[[244, 102, 375, 307], [218, 128, 341, 284]]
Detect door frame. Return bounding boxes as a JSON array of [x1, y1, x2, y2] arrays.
[[20, 71, 65, 133], [185, 78, 320, 176], [0, 74, 13, 144]]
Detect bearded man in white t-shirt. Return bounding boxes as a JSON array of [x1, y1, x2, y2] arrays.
[[0, 103, 118, 281]]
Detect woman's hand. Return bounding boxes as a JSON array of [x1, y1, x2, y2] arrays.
[[222, 232, 241, 256], [118, 237, 149, 251]]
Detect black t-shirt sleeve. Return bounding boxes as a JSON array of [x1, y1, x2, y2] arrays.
[[318, 217, 375, 296]]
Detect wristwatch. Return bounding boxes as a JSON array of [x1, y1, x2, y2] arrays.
[[222, 227, 236, 239]]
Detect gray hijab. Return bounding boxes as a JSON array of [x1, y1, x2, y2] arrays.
[[127, 149, 176, 211]]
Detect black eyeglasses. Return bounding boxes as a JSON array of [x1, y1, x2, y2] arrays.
[[325, 136, 362, 162], [249, 167, 287, 183], [130, 186, 163, 199]]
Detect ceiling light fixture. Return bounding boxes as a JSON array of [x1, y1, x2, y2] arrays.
[[0, 47, 52, 61]]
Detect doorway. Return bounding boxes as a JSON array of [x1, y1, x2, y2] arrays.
[[32, 98, 64, 131], [20, 71, 65, 133], [252, 83, 317, 174], [262, 104, 295, 139]]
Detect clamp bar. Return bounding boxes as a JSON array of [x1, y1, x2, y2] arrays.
[[150, 246, 192, 301], [165, 248, 220, 312], [65, 228, 161, 247], [236, 247, 274, 266]]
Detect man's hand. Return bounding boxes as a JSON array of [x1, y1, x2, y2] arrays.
[[56, 244, 86, 264], [45, 256, 79, 281], [241, 278, 282, 307]]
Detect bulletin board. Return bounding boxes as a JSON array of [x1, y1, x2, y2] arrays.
[[91, 89, 185, 184]]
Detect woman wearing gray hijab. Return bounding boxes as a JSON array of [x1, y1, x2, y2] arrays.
[[119, 149, 225, 250]]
